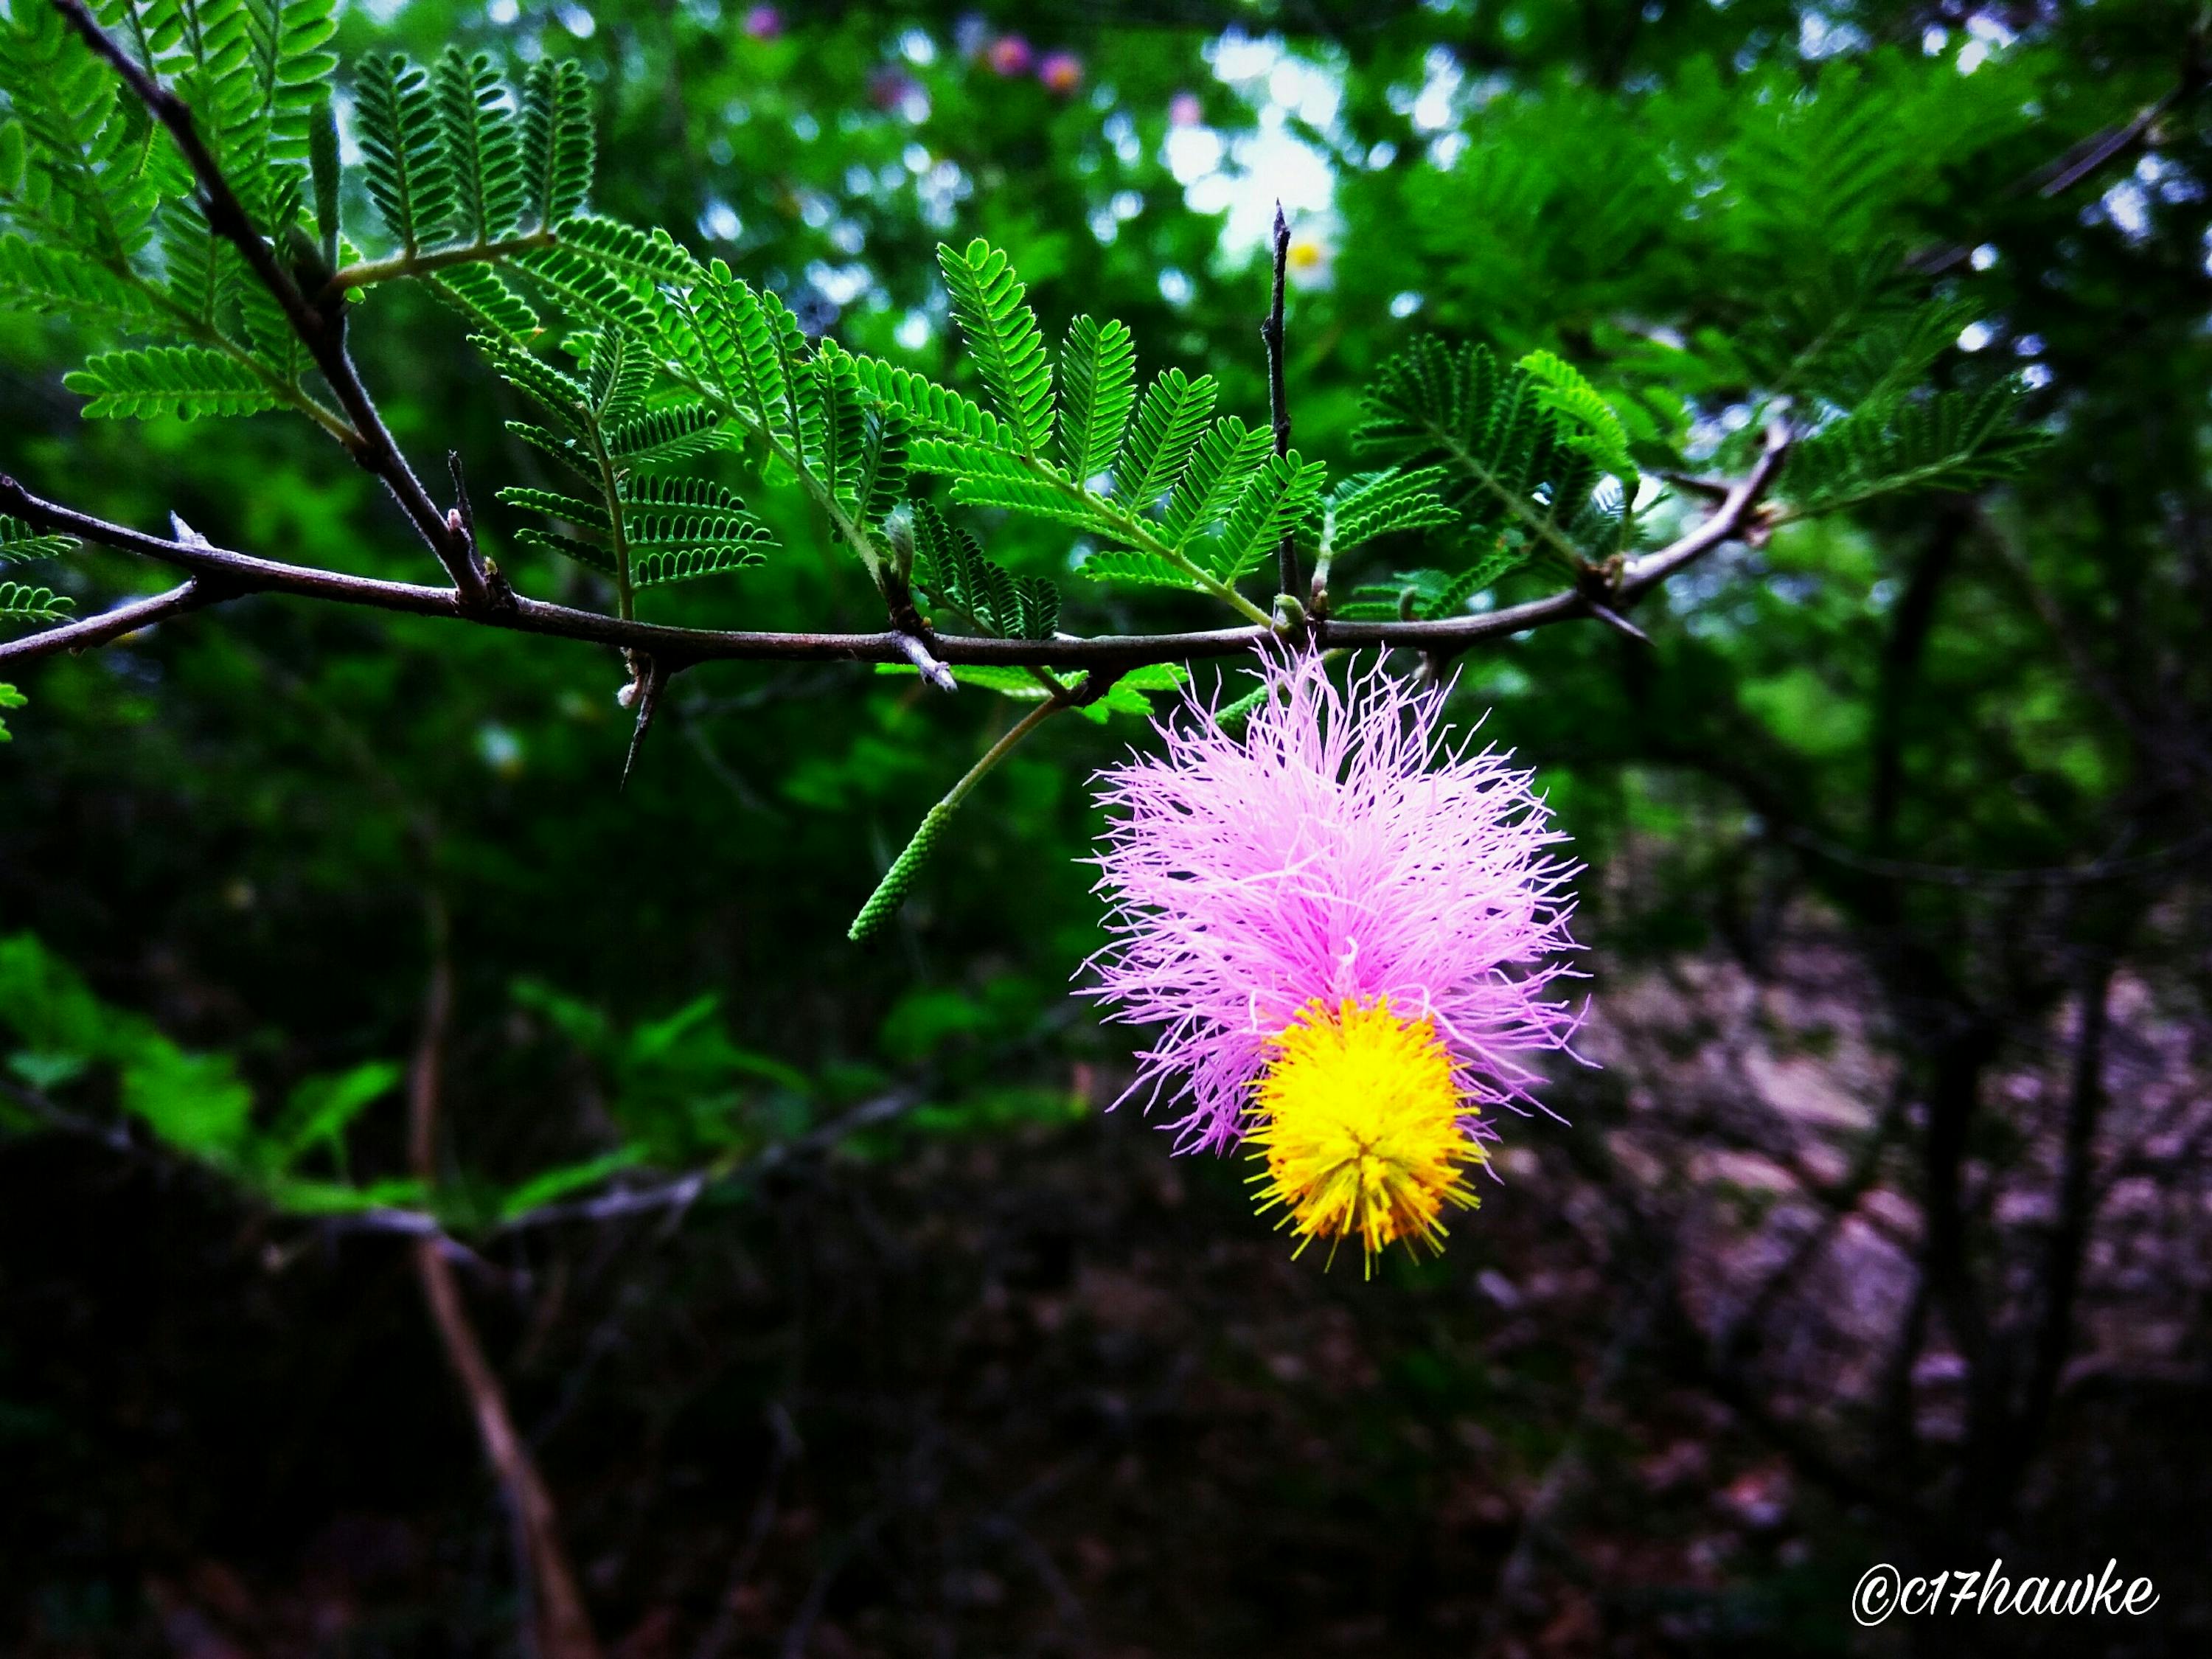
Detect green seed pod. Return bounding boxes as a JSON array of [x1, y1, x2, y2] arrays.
[[846, 801, 955, 942]]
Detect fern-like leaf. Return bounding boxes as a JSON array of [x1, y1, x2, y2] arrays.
[[513, 525, 616, 577], [1114, 368, 1217, 508], [0, 235, 158, 324], [605, 402, 723, 463], [504, 420, 597, 481], [66, 346, 281, 419], [1358, 336, 1595, 562], [1782, 382, 2042, 514], [848, 354, 1011, 449], [911, 501, 1059, 639], [633, 543, 768, 588], [353, 52, 453, 251], [937, 446, 1117, 535], [856, 407, 910, 526], [936, 238, 1054, 459], [808, 341, 867, 511], [519, 58, 593, 230], [471, 333, 590, 423], [1077, 549, 1207, 591], [1328, 467, 1456, 553], [579, 327, 654, 425], [495, 485, 610, 532], [1196, 451, 1329, 582], [1519, 349, 1636, 481], [0, 581, 73, 623], [0, 515, 78, 565], [433, 48, 524, 244], [425, 265, 540, 342], [1057, 315, 1137, 483], [1161, 417, 1274, 548]]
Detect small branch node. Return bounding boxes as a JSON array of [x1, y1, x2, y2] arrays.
[[891, 630, 958, 693]]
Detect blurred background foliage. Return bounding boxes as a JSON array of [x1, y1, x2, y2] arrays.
[[4, 0, 2212, 1653]]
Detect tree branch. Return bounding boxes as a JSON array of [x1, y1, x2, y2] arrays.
[[0, 425, 1787, 676], [406, 910, 601, 1659], [49, 0, 495, 609], [0, 579, 215, 658]]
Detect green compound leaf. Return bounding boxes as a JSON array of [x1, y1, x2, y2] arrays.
[[632, 543, 768, 588], [1781, 382, 2044, 515], [1161, 417, 1275, 549], [936, 238, 1054, 459], [494, 485, 611, 532], [1057, 314, 1137, 484], [65, 347, 282, 420], [0, 235, 160, 324], [520, 57, 594, 230], [0, 582, 74, 623], [425, 263, 540, 342], [513, 526, 617, 577], [1519, 348, 1638, 481], [1076, 549, 1206, 591], [605, 401, 724, 463], [1327, 467, 1456, 554], [353, 52, 453, 251], [911, 501, 1059, 639], [0, 515, 78, 566], [1196, 450, 1328, 582], [1114, 367, 1217, 509], [849, 353, 1012, 449], [938, 446, 1116, 536], [433, 47, 526, 244]]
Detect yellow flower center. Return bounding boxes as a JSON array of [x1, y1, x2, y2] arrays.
[[1245, 996, 1483, 1273]]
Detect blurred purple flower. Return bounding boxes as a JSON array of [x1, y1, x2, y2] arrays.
[[986, 35, 1034, 77], [742, 5, 781, 40], [1038, 50, 1083, 95]]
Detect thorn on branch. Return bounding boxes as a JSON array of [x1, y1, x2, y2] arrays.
[[1585, 599, 1653, 645], [619, 651, 676, 792]]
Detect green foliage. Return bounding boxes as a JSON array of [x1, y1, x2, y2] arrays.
[[520, 57, 593, 231], [1781, 383, 2044, 516], [66, 343, 283, 418], [910, 501, 1059, 640], [0, 931, 410, 1206], [0, 582, 74, 623], [1057, 314, 1137, 483], [0, 681, 22, 741], [1326, 467, 1456, 555], [353, 52, 453, 252], [432, 48, 525, 245], [0, 515, 77, 566], [1115, 367, 1217, 508], [1357, 337, 1603, 569], [937, 237, 1055, 459], [483, 324, 770, 598]]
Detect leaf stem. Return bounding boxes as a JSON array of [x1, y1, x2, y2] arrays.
[[325, 229, 560, 301]]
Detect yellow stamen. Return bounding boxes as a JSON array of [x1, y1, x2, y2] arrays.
[[1245, 996, 1482, 1274]]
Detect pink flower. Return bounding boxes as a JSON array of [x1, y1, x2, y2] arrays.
[[1168, 90, 1205, 128], [742, 5, 781, 40], [986, 35, 1034, 76], [1038, 50, 1083, 94], [1086, 650, 1582, 1178]]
